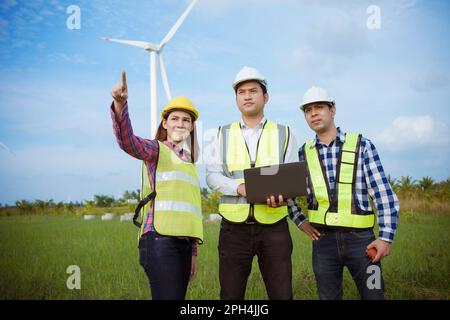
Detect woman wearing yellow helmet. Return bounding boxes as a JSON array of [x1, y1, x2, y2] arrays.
[[110, 71, 203, 300]]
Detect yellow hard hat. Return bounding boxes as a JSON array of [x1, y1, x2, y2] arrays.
[[161, 96, 199, 121]]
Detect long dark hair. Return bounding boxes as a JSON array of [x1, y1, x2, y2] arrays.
[[155, 108, 199, 163]]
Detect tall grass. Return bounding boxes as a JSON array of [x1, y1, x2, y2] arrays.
[[398, 194, 450, 215], [0, 212, 449, 300]]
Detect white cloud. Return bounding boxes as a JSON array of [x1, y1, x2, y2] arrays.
[[410, 70, 449, 92], [47, 53, 97, 65], [0, 0, 17, 11], [290, 9, 371, 78], [376, 115, 450, 150], [195, 0, 292, 17], [0, 1, 63, 50], [0, 17, 9, 40]]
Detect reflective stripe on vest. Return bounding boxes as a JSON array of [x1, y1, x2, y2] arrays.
[[304, 132, 375, 229], [218, 120, 289, 224], [138, 141, 203, 243], [156, 171, 200, 189]]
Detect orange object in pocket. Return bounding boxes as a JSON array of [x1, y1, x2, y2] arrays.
[[367, 247, 377, 260]]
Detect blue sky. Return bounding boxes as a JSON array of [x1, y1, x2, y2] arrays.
[[0, 0, 449, 205]]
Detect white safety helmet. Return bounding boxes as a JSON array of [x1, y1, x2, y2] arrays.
[[300, 86, 335, 111], [232, 66, 268, 91]]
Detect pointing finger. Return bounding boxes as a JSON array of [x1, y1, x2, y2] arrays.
[[122, 70, 127, 88]]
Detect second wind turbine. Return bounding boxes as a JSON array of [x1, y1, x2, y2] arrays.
[[100, 0, 198, 137]]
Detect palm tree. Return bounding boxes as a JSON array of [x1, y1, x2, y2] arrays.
[[398, 176, 417, 192], [122, 190, 132, 200], [387, 174, 397, 189], [34, 199, 47, 211], [85, 200, 95, 209], [16, 200, 33, 212], [419, 176, 434, 191]]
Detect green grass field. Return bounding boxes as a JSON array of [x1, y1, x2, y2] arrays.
[[0, 212, 449, 300]]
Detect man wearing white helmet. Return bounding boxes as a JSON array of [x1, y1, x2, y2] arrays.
[[206, 66, 307, 300], [291, 86, 399, 300]]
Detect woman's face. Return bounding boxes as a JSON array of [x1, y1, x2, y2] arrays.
[[162, 110, 194, 144]]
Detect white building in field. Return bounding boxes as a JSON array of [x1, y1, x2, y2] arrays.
[[209, 214, 222, 222], [120, 213, 134, 222], [101, 213, 115, 221]]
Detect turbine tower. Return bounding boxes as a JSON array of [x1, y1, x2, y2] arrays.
[[100, 0, 198, 137]]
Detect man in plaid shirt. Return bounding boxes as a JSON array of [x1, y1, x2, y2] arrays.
[[289, 86, 399, 300]]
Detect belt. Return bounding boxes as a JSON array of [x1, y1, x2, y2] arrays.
[[141, 231, 193, 242], [312, 224, 373, 233]]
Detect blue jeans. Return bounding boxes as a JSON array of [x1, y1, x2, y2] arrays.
[[138, 232, 192, 300], [312, 228, 385, 300]]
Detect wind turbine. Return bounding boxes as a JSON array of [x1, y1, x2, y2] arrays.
[[100, 0, 198, 137]]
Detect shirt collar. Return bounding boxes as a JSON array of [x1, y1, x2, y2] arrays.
[[163, 140, 191, 160], [240, 117, 266, 129], [310, 127, 345, 148]]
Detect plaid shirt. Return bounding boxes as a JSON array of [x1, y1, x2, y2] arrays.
[[288, 128, 399, 243], [111, 102, 198, 255]]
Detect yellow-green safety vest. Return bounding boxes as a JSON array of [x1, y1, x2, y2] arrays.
[[218, 120, 290, 224], [138, 141, 203, 243], [303, 132, 375, 229]]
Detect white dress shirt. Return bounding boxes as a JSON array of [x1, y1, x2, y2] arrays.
[[205, 117, 298, 196]]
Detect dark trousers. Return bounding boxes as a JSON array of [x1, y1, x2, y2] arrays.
[[138, 231, 192, 300], [218, 218, 293, 300], [312, 228, 385, 300]]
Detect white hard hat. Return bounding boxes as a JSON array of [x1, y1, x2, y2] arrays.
[[300, 86, 335, 111], [232, 66, 267, 91]]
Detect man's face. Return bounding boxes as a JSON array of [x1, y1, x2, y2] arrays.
[[303, 103, 336, 134], [235, 81, 268, 117]]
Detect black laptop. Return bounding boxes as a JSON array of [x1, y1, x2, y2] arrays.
[[243, 161, 307, 204]]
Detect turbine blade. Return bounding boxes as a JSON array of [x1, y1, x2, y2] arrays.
[[159, 0, 198, 49], [0, 141, 15, 156], [99, 37, 156, 50], [159, 54, 172, 102]]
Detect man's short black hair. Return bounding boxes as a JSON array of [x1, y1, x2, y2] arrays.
[[234, 80, 267, 95], [301, 101, 335, 112]]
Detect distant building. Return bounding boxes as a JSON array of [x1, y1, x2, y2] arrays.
[[209, 214, 222, 221]]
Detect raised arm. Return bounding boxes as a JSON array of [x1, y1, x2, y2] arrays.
[[110, 71, 158, 163]]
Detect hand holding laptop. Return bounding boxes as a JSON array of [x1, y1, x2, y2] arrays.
[[266, 195, 285, 208], [238, 183, 286, 208], [237, 183, 246, 197]]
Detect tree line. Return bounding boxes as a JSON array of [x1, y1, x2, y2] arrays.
[[1, 176, 449, 216], [388, 176, 450, 198]]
